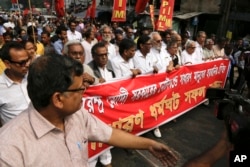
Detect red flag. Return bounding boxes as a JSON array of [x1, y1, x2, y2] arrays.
[[23, 8, 29, 16], [55, 0, 65, 18], [135, 0, 149, 14], [85, 0, 96, 18], [90, 0, 96, 18], [85, 6, 91, 18]]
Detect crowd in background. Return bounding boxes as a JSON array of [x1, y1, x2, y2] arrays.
[[1, 11, 250, 167]]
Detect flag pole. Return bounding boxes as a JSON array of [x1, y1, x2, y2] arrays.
[[51, 0, 54, 15], [27, 0, 36, 44], [64, 0, 67, 26], [16, 0, 21, 15], [152, 0, 155, 31]]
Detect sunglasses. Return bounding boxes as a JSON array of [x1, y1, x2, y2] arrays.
[[8, 58, 31, 67], [155, 40, 162, 43]]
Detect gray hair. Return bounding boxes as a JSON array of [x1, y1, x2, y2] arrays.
[[63, 40, 84, 55], [100, 24, 111, 34], [185, 39, 196, 48], [149, 31, 160, 39]]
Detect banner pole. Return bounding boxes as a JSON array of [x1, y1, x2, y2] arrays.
[[16, 0, 21, 15], [149, 0, 155, 31], [27, 0, 36, 45]]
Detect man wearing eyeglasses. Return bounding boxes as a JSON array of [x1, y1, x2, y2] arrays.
[[149, 32, 173, 138], [125, 27, 135, 41], [63, 40, 99, 88], [181, 40, 198, 65], [0, 41, 31, 126], [88, 42, 115, 83], [149, 31, 172, 73], [0, 55, 179, 166], [133, 34, 159, 74], [88, 42, 115, 167]]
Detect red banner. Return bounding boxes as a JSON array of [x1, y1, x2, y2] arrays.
[[135, 0, 149, 14], [156, 0, 175, 31], [111, 0, 127, 22], [84, 60, 229, 160]]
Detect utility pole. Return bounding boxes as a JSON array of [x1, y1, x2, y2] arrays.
[[217, 0, 232, 37]]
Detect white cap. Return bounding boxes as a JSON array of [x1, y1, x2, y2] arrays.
[[27, 22, 36, 27], [3, 22, 14, 29]]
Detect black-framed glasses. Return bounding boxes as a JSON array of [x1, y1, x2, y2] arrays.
[[8, 58, 31, 67], [69, 51, 84, 57], [63, 87, 86, 93], [155, 40, 162, 43], [95, 53, 109, 57]]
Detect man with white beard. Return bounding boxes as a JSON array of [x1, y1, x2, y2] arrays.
[[100, 25, 117, 60], [149, 32, 173, 138], [149, 31, 172, 73]]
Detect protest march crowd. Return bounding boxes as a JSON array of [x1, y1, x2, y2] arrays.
[[0, 10, 250, 167]]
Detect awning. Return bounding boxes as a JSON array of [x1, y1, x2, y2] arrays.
[[173, 12, 204, 20]]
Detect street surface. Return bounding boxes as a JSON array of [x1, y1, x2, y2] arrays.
[[104, 68, 243, 167], [101, 102, 228, 167]]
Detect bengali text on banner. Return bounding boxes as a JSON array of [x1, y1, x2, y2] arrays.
[[83, 60, 229, 160]]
